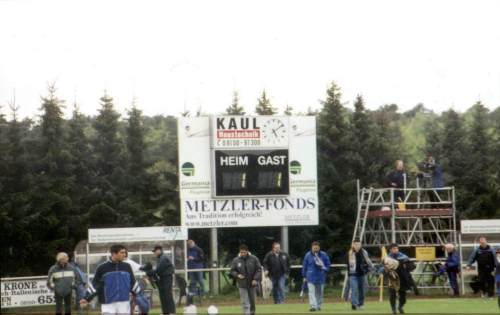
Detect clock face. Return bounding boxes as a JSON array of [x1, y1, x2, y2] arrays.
[[261, 118, 288, 145]]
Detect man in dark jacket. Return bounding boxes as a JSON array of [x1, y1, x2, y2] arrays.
[[230, 244, 262, 315], [150, 245, 176, 315], [387, 243, 412, 315], [386, 160, 407, 205], [466, 236, 497, 298], [263, 242, 291, 304], [48, 252, 83, 315], [80, 244, 141, 315], [187, 239, 206, 296]]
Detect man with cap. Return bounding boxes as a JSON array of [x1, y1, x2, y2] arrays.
[[149, 245, 176, 315]]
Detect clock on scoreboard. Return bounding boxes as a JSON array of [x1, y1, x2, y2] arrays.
[[214, 149, 290, 196]]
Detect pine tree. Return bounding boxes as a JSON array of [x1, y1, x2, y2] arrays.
[[93, 93, 123, 177], [225, 91, 245, 115], [92, 92, 127, 224], [462, 102, 495, 217], [30, 85, 74, 273], [351, 95, 375, 184], [255, 90, 276, 115], [316, 82, 356, 253], [440, 109, 467, 185]]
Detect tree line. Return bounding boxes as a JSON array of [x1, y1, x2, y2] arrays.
[[0, 83, 498, 276]]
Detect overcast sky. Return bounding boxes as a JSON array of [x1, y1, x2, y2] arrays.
[[0, 0, 499, 119]]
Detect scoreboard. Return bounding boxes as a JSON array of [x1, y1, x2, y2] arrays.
[[178, 116, 319, 228], [214, 149, 289, 196], [211, 117, 291, 197]]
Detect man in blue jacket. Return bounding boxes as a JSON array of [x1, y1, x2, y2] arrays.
[[302, 241, 330, 312], [80, 244, 141, 315], [187, 239, 206, 297], [438, 243, 460, 296]]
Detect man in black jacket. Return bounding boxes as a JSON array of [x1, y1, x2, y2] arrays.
[[386, 160, 407, 205], [466, 236, 497, 298], [230, 244, 262, 315], [150, 245, 176, 315], [263, 242, 290, 304]]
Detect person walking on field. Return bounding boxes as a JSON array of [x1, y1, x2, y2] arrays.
[[80, 244, 141, 315], [466, 236, 497, 298], [187, 239, 206, 297], [230, 244, 262, 315], [48, 252, 83, 315], [346, 241, 373, 310], [263, 242, 291, 304], [302, 241, 331, 312], [384, 243, 413, 314]]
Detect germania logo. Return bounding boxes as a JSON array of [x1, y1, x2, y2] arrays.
[[290, 160, 301, 175], [181, 162, 195, 176]]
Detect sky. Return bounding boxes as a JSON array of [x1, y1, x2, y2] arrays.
[[0, 0, 499, 119]]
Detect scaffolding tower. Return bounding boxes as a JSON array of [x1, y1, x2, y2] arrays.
[[352, 184, 457, 247]]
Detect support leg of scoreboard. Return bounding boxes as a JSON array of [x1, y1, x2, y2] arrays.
[[281, 226, 289, 253], [209, 228, 219, 295]]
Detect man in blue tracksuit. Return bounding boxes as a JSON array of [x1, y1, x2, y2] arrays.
[[438, 243, 460, 296], [302, 241, 330, 312], [80, 244, 141, 314], [187, 239, 206, 296]]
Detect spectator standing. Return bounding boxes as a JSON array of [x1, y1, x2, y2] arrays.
[[346, 241, 373, 310], [80, 245, 141, 315], [187, 239, 206, 296], [230, 244, 262, 315], [302, 241, 330, 312], [438, 243, 460, 296], [149, 245, 176, 315], [263, 242, 291, 304], [386, 160, 407, 205], [386, 243, 412, 315], [48, 252, 83, 315], [466, 236, 497, 298]]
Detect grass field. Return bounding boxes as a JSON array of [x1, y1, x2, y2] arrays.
[[3, 298, 498, 314], [180, 298, 498, 314]]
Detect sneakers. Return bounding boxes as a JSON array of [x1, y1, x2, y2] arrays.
[[351, 304, 357, 310], [398, 306, 405, 314], [309, 307, 316, 312]]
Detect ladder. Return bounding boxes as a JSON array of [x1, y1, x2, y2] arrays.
[[342, 187, 373, 299], [352, 188, 373, 243]]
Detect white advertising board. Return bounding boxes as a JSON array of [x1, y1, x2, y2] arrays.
[[88, 226, 188, 243], [1, 278, 54, 308], [178, 116, 319, 228], [461, 220, 500, 234]]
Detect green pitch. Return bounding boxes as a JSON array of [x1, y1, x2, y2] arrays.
[[169, 298, 497, 314]]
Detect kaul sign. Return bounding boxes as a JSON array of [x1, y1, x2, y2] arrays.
[[178, 116, 318, 228]]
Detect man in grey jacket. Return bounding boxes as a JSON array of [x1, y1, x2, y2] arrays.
[[47, 252, 82, 315], [230, 244, 262, 315]]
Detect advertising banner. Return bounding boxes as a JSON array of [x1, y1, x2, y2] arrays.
[[88, 226, 188, 243], [1, 278, 54, 308]]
